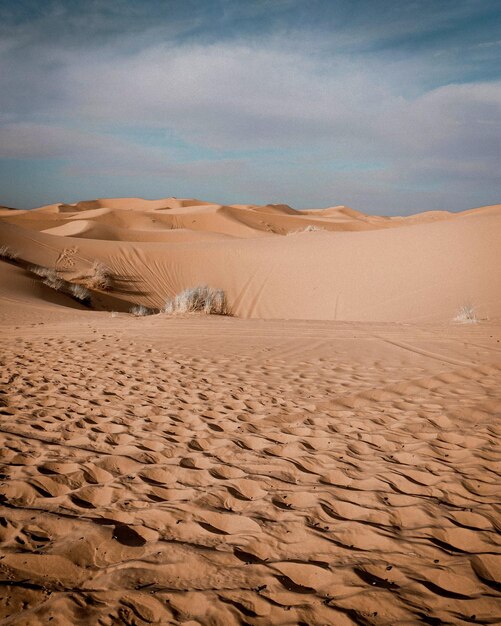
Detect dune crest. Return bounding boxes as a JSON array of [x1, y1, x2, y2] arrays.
[[1, 198, 500, 321]]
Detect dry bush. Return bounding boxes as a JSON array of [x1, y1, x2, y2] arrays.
[[68, 283, 91, 301], [84, 261, 113, 290], [453, 304, 478, 324], [287, 224, 325, 235], [29, 265, 46, 277], [30, 259, 112, 301], [164, 286, 229, 315], [0, 245, 19, 260], [29, 265, 64, 290], [29, 265, 91, 303], [71, 261, 113, 290], [43, 275, 64, 290], [129, 304, 157, 316], [303, 224, 325, 232]]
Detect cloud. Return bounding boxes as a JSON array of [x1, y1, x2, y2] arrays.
[[0, 1, 499, 211], [64, 155, 247, 181], [0, 123, 170, 166], [58, 40, 501, 163]]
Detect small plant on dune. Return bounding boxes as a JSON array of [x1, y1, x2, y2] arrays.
[[287, 224, 325, 235], [129, 304, 157, 316], [164, 286, 229, 315], [72, 260, 113, 290], [88, 261, 112, 290], [29, 265, 45, 277], [85, 261, 113, 290], [453, 304, 478, 324], [29, 265, 64, 291], [29, 265, 53, 278], [29, 264, 91, 304], [68, 283, 91, 301], [43, 275, 65, 290], [0, 245, 19, 261], [303, 224, 325, 232]]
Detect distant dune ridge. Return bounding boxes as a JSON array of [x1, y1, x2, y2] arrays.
[[0, 197, 500, 321]]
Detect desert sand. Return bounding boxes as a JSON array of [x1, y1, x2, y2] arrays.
[[0, 198, 500, 625]]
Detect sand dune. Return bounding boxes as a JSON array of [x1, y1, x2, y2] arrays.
[[1, 198, 500, 321], [41, 220, 234, 243], [0, 197, 500, 624], [0, 261, 89, 325]]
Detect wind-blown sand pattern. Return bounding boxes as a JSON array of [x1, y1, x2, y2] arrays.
[[0, 198, 500, 625]]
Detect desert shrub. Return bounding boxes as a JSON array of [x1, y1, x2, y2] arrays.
[[0, 245, 19, 260], [29, 265, 54, 278], [68, 283, 91, 301], [164, 286, 229, 315], [303, 224, 325, 232], [29, 265, 91, 302], [287, 224, 325, 235], [29, 265, 64, 290], [88, 261, 112, 290], [129, 304, 157, 316], [29, 265, 45, 277], [85, 261, 113, 290], [33, 260, 113, 292], [453, 304, 477, 323], [43, 275, 64, 290], [71, 261, 113, 290]]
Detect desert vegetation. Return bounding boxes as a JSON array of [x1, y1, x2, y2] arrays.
[[29, 265, 65, 291], [28, 259, 113, 305], [28, 265, 91, 304], [0, 245, 19, 261], [453, 304, 478, 323], [287, 224, 325, 235], [164, 285, 229, 315], [129, 304, 157, 316], [73, 261, 113, 290], [68, 283, 91, 301]]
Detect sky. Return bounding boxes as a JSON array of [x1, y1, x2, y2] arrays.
[[0, 0, 500, 213]]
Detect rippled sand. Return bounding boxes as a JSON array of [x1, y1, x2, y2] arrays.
[[0, 313, 500, 625]]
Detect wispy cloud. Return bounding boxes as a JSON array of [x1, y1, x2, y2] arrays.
[[0, 1, 499, 211]]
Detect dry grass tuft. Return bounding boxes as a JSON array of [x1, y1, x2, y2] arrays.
[[0, 245, 19, 260], [43, 276, 64, 290], [68, 283, 91, 301], [129, 304, 157, 317], [32, 260, 113, 297], [303, 224, 325, 232], [29, 265, 91, 304], [29, 265, 47, 278], [29, 266, 64, 290], [71, 261, 113, 290], [164, 286, 229, 316], [90, 261, 113, 289], [287, 224, 325, 235], [453, 304, 478, 324]]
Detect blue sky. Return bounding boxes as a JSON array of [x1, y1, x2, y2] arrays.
[[0, 0, 500, 212]]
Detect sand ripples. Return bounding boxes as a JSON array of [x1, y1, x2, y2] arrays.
[[0, 331, 500, 625]]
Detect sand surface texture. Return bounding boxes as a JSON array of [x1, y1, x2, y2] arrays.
[[0, 198, 500, 625]]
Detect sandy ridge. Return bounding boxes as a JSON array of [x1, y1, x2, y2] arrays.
[[1, 198, 500, 321]]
